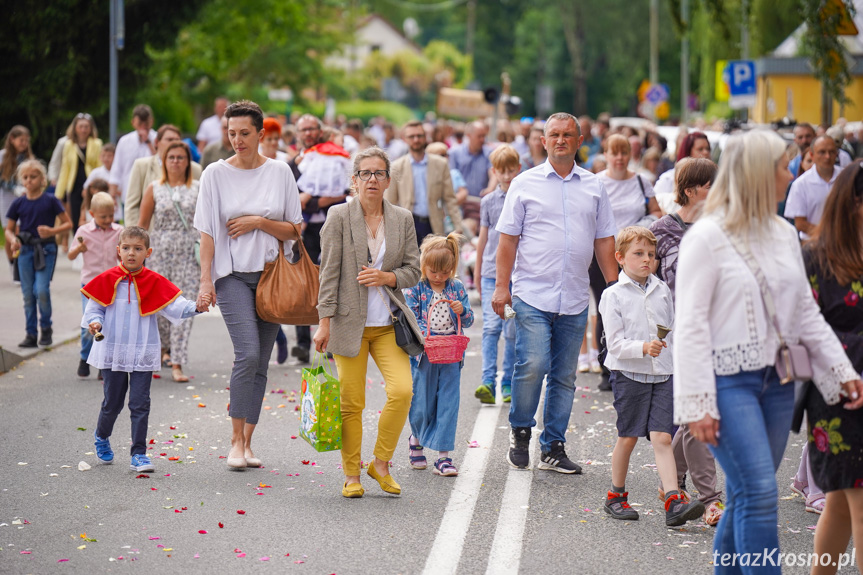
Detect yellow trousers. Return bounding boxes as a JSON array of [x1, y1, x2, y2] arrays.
[[333, 326, 413, 476]]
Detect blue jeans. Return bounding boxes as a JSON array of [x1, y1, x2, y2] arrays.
[[508, 296, 588, 451], [96, 369, 153, 456], [709, 367, 794, 575], [480, 278, 515, 386], [17, 243, 57, 335], [80, 285, 93, 360], [409, 353, 462, 451]]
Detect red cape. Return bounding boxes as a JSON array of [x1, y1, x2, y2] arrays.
[[306, 141, 350, 159], [81, 264, 182, 317]]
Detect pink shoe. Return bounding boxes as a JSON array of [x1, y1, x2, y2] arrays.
[[805, 495, 825, 515], [790, 479, 808, 498]]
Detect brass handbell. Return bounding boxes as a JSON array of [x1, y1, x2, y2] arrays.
[[656, 324, 671, 340], [94, 332, 105, 342]]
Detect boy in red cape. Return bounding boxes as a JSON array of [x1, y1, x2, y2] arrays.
[[81, 227, 210, 472]]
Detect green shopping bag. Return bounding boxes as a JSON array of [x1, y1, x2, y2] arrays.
[[299, 354, 342, 452]]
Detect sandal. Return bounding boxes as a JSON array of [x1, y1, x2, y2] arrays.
[[162, 353, 173, 368], [790, 479, 808, 498], [409, 438, 427, 470], [703, 501, 724, 526], [805, 495, 825, 515], [433, 457, 458, 477], [171, 366, 190, 383]]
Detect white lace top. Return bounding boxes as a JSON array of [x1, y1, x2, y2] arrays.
[[82, 279, 198, 372], [673, 214, 856, 424]]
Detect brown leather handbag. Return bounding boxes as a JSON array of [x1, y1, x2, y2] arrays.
[[255, 224, 320, 325]]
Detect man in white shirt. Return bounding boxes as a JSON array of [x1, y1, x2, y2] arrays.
[[124, 125, 202, 227], [784, 135, 839, 240], [493, 112, 618, 474], [195, 97, 229, 153], [385, 120, 463, 244], [109, 105, 157, 211]]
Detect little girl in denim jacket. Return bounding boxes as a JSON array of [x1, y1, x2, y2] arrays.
[[404, 233, 474, 477]]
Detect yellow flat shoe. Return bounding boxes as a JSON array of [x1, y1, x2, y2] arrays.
[[342, 481, 365, 498], [367, 462, 401, 495]]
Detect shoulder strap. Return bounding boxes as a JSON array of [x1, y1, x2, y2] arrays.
[[172, 197, 190, 231], [670, 212, 688, 231], [636, 174, 646, 198], [721, 227, 786, 346]]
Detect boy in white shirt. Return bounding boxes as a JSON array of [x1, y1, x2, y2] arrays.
[[82, 227, 210, 472], [598, 226, 704, 527]]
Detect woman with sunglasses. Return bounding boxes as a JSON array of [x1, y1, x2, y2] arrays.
[[314, 146, 422, 498], [802, 162, 863, 574], [194, 100, 302, 471], [56, 113, 102, 235]]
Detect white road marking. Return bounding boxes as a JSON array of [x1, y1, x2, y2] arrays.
[[485, 432, 539, 575], [421, 403, 502, 575]]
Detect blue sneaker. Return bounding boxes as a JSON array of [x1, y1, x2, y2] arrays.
[[130, 454, 154, 473], [94, 434, 114, 464], [501, 383, 512, 403]]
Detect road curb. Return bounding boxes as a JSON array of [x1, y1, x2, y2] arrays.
[[0, 330, 80, 374]]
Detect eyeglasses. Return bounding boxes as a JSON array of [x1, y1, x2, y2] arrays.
[[298, 127, 319, 133], [166, 155, 187, 162], [76, 113, 93, 120], [355, 170, 390, 181]]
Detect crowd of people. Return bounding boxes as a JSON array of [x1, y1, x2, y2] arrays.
[[5, 96, 863, 573]]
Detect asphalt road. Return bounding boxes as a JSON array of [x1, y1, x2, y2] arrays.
[[0, 305, 857, 574]]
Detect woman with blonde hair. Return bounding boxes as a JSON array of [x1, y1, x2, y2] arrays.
[[674, 130, 863, 573], [56, 113, 102, 233], [314, 146, 422, 498], [138, 141, 200, 382]]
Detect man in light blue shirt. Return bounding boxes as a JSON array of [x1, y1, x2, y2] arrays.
[[493, 112, 618, 474]]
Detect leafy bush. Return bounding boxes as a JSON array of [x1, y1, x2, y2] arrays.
[[266, 100, 418, 125]]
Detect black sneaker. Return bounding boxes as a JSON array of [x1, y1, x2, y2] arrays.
[[39, 327, 53, 346], [276, 337, 288, 364], [598, 373, 612, 391], [604, 491, 639, 520], [537, 441, 582, 474], [291, 345, 310, 364], [507, 427, 531, 469], [77, 359, 90, 378], [18, 333, 38, 348], [665, 490, 706, 527]]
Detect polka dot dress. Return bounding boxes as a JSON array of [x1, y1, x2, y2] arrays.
[[428, 291, 456, 335]]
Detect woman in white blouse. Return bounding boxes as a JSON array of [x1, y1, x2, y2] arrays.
[[674, 130, 863, 573], [194, 101, 302, 470]]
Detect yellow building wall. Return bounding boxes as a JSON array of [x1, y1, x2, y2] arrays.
[[754, 75, 863, 124]]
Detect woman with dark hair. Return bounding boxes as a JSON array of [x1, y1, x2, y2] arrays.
[[650, 157, 725, 526], [194, 100, 302, 470], [653, 132, 712, 212], [802, 162, 863, 573], [1, 125, 35, 268], [56, 113, 102, 234], [138, 141, 200, 383]]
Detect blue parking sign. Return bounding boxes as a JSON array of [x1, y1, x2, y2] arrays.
[[726, 60, 756, 96]]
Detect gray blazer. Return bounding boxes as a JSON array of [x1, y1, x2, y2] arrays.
[[318, 198, 423, 358]]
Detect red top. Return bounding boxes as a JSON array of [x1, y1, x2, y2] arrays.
[[81, 264, 182, 317], [306, 141, 350, 159]]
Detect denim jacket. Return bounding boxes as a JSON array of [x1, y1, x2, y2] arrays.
[[404, 278, 474, 336]]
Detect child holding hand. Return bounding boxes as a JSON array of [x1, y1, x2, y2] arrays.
[[404, 233, 474, 476], [599, 226, 704, 527], [82, 226, 209, 472], [68, 191, 122, 378], [5, 159, 72, 348]]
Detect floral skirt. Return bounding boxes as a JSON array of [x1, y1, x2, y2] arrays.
[[806, 386, 863, 492]]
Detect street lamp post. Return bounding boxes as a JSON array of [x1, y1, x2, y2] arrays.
[[109, 0, 124, 144]]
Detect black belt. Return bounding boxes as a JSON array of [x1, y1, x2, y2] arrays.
[[412, 214, 430, 224]]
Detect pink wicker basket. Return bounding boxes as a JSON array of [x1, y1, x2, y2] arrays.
[[424, 299, 470, 364]]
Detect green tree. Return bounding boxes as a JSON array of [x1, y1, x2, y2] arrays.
[[0, 0, 204, 157]]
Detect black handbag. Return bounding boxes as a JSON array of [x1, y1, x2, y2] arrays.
[[392, 308, 425, 356], [791, 380, 812, 434]]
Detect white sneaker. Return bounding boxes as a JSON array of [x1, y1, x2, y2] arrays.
[[578, 353, 590, 372]]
